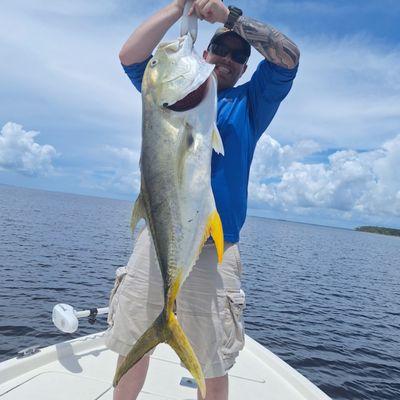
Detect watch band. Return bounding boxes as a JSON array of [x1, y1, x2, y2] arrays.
[[224, 6, 243, 29]]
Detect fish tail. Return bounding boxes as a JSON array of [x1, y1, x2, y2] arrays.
[[166, 312, 206, 398], [112, 310, 206, 398], [112, 312, 163, 387], [165, 274, 206, 397]]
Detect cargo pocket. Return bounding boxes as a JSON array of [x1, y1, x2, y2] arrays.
[[107, 266, 127, 327], [219, 288, 246, 360]]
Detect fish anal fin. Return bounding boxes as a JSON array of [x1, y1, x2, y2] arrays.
[[212, 124, 224, 156], [130, 194, 145, 233], [166, 270, 182, 314]]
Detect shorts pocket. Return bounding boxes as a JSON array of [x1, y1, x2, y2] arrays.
[[107, 266, 127, 327], [219, 288, 246, 359]]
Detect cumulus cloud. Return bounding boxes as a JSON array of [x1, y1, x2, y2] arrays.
[[0, 122, 57, 176], [249, 134, 400, 219], [79, 145, 141, 195], [251, 136, 321, 180]]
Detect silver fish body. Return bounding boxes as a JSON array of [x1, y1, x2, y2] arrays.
[[113, 34, 225, 397]]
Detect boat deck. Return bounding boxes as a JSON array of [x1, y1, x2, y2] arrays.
[[0, 332, 330, 399]]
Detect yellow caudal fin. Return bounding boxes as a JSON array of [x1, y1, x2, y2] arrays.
[[208, 210, 224, 264], [112, 310, 206, 398], [166, 312, 206, 398]]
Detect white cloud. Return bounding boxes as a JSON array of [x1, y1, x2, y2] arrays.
[[249, 134, 400, 221], [79, 145, 141, 195], [0, 122, 57, 176], [251, 135, 321, 180], [0, 1, 143, 133], [268, 35, 400, 149]]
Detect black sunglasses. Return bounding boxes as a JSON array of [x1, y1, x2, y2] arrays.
[[208, 43, 248, 65]]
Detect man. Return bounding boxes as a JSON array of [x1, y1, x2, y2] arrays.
[[105, 1, 300, 399]]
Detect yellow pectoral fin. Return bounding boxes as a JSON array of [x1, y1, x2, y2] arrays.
[[207, 210, 224, 264]]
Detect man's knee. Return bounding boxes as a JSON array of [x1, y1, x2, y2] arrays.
[[205, 374, 228, 388], [199, 374, 228, 400]]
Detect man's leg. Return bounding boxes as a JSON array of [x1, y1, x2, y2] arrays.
[[178, 242, 244, 400], [198, 375, 228, 400], [113, 354, 150, 400]]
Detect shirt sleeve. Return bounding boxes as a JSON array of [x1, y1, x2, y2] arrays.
[[122, 55, 153, 93], [246, 59, 298, 140]]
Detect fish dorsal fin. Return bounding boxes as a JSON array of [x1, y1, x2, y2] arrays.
[[130, 193, 145, 233], [212, 123, 224, 155]]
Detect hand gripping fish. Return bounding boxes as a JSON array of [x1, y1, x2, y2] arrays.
[[112, 2, 224, 397]]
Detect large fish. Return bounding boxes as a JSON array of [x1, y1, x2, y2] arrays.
[[112, 5, 225, 398]]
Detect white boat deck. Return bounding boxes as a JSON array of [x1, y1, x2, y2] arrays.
[[0, 332, 331, 399]]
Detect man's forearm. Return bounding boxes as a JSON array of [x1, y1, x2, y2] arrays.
[[233, 16, 300, 69], [119, 3, 183, 66]]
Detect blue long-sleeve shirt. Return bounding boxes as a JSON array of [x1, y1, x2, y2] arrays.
[[123, 56, 297, 242]]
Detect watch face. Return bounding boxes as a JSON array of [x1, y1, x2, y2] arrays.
[[229, 6, 243, 16], [225, 5, 242, 29]]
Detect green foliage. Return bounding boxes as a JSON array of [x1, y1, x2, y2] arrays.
[[355, 226, 400, 237]]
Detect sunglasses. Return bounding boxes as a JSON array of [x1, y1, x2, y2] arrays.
[[208, 43, 248, 65]]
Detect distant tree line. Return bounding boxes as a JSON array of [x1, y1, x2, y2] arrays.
[[355, 226, 400, 237]]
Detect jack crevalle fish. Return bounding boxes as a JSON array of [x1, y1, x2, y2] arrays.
[[112, 7, 225, 398]]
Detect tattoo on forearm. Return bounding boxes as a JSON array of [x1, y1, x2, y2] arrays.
[[233, 16, 300, 68]]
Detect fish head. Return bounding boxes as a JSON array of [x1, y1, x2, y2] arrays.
[[144, 34, 215, 110]]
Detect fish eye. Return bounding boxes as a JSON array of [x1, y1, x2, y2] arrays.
[[150, 59, 158, 68]]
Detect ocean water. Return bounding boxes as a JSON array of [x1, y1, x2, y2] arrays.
[[0, 184, 399, 399]]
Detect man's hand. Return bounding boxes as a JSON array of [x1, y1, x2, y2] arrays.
[[188, 0, 229, 24]]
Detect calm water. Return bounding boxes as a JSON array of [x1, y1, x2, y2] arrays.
[[0, 184, 399, 399]]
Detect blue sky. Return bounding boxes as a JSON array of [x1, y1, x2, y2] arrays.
[[1, 0, 399, 228]]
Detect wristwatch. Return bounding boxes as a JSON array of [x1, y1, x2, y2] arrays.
[[224, 6, 243, 29]]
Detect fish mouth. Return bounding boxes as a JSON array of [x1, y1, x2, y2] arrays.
[[164, 77, 210, 112]]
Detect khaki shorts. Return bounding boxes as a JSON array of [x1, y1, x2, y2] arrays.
[[104, 228, 246, 378]]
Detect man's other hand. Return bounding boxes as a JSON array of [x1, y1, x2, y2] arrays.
[[188, 0, 229, 24]]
